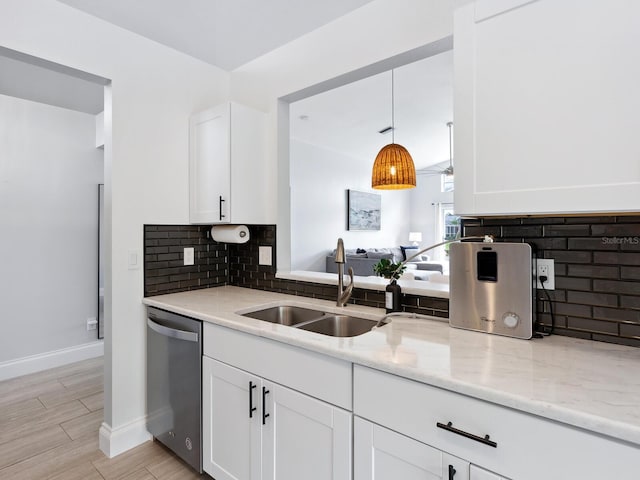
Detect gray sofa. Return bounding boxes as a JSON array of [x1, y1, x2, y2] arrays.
[[325, 247, 443, 277]]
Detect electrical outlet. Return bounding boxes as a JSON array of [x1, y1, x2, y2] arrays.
[[536, 259, 555, 290], [87, 317, 97, 331], [184, 247, 194, 266]]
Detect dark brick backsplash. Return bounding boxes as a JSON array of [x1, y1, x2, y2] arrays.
[[144, 223, 448, 317], [144, 225, 227, 296], [462, 215, 640, 347], [145, 217, 640, 347], [224, 225, 448, 315]]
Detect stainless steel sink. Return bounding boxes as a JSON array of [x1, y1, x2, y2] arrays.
[[241, 305, 325, 326], [240, 305, 384, 337], [297, 315, 381, 338]]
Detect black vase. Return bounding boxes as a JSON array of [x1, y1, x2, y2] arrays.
[[385, 279, 402, 313]]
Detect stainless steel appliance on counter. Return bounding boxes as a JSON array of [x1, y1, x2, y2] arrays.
[[449, 242, 536, 339], [146, 307, 202, 472]]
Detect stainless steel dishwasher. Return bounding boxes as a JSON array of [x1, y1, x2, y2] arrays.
[[146, 307, 202, 473]]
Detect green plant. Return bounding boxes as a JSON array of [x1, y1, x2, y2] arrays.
[[373, 258, 406, 280]]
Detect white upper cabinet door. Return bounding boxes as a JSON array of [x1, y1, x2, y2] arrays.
[[190, 104, 231, 224], [262, 381, 352, 480], [454, 0, 640, 216], [189, 102, 269, 224], [202, 357, 262, 480], [228, 102, 270, 225]]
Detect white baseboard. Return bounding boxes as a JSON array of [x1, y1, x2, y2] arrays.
[[99, 417, 152, 458], [0, 340, 104, 381]]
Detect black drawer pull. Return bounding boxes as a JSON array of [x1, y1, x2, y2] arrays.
[[437, 421, 497, 448], [262, 386, 270, 425], [448, 464, 456, 479], [249, 381, 257, 418]]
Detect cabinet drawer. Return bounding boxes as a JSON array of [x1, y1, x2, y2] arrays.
[[204, 323, 352, 410], [354, 365, 640, 480]]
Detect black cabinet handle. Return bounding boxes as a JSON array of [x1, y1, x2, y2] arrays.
[[262, 386, 270, 425], [448, 465, 456, 479], [249, 381, 257, 418], [219, 196, 226, 221], [437, 421, 497, 448]]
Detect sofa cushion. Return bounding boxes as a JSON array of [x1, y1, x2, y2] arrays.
[[367, 251, 394, 260]]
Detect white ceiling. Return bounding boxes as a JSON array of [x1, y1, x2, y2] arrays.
[[55, 0, 376, 71], [290, 50, 453, 171], [1, 1, 451, 144]]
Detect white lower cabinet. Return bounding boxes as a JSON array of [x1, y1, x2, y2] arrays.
[[354, 365, 640, 480], [203, 356, 352, 480], [262, 380, 352, 480], [469, 465, 508, 480], [203, 356, 260, 480], [201, 323, 639, 480], [354, 417, 469, 480]]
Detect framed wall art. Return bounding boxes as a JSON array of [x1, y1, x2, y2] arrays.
[[347, 190, 381, 231]]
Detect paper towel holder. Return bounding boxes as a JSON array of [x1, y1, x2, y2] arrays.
[[210, 224, 250, 244]]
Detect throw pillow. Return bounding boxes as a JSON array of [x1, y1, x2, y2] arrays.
[[400, 245, 419, 261]]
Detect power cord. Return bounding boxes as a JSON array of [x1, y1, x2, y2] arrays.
[[536, 275, 555, 336]]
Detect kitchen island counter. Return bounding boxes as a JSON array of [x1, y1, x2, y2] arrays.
[[143, 285, 640, 447]]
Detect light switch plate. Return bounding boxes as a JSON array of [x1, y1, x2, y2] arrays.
[[184, 247, 195, 266], [128, 249, 140, 270], [259, 246, 272, 266]]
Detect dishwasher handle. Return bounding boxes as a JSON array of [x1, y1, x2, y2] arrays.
[[147, 317, 199, 343]]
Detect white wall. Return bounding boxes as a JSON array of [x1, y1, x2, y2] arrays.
[[1, 0, 229, 456], [230, 0, 459, 272], [0, 94, 103, 363], [291, 140, 411, 271], [409, 174, 454, 261], [1, 0, 460, 457]]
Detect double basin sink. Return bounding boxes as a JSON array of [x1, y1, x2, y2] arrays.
[[240, 305, 384, 338]]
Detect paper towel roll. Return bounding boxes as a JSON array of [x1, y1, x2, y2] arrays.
[[210, 224, 250, 244]]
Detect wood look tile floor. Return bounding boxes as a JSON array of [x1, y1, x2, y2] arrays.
[[0, 358, 207, 479]]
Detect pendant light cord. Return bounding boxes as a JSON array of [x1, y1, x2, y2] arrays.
[[391, 70, 395, 144]]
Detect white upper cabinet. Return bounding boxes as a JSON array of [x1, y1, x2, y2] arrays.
[[189, 102, 270, 224], [454, 0, 640, 216]]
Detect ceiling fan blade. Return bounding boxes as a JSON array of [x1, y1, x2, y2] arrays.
[[416, 169, 444, 176]]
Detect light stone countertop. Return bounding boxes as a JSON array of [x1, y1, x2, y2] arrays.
[[277, 270, 450, 297], [143, 285, 640, 447]]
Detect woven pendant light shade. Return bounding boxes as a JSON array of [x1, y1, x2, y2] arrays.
[[371, 143, 416, 190]]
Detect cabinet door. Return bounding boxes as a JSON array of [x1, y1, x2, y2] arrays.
[[454, 0, 640, 215], [202, 357, 261, 480], [262, 381, 352, 480], [354, 417, 469, 480], [228, 102, 269, 224], [189, 104, 230, 224], [469, 465, 508, 480]]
